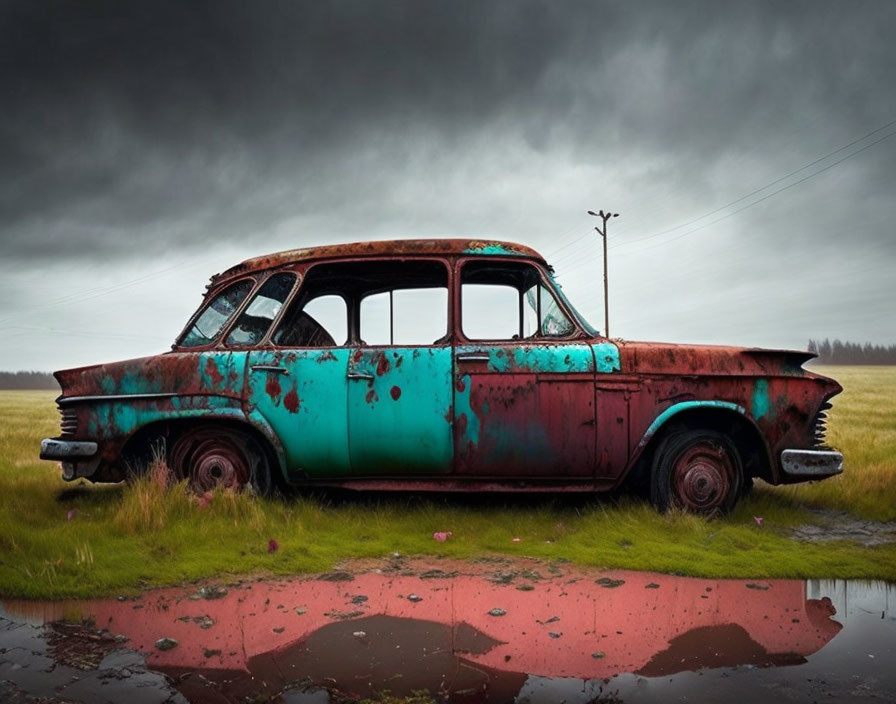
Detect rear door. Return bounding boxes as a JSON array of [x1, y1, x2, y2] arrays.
[[454, 259, 597, 479]]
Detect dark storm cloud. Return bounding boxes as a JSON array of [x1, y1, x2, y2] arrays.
[[1, 0, 895, 263]]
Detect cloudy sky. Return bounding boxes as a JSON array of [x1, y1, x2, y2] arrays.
[[1, 0, 894, 371]]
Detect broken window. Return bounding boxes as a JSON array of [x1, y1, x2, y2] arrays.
[[226, 272, 296, 347], [273, 259, 448, 347], [179, 278, 255, 348], [461, 261, 575, 340]]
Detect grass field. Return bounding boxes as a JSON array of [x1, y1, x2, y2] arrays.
[[1, 366, 894, 599]]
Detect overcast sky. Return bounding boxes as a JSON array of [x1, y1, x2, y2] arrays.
[[1, 0, 894, 371]]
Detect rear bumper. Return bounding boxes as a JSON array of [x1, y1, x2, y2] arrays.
[[781, 449, 843, 479]]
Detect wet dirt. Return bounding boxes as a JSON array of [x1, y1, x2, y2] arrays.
[[789, 509, 896, 546], [1, 557, 894, 703]]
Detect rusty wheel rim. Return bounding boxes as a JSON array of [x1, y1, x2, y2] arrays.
[[171, 431, 251, 492], [670, 441, 735, 513]]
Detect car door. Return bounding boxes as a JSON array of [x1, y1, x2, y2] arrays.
[[345, 262, 454, 476], [244, 274, 353, 478], [454, 259, 597, 479]]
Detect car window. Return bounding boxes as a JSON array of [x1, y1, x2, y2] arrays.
[[274, 259, 449, 347], [226, 272, 296, 347], [273, 294, 347, 347], [360, 288, 448, 346], [461, 261, 575, 340], [179, 279, 255, 348]]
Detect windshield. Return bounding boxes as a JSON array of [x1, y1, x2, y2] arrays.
[[178, 279, 255, 347], [548, 273, 599, 336]]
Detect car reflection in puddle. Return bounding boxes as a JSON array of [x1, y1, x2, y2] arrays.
[[1, 560, 894, 703]]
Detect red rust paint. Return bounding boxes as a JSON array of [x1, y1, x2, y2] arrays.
[[376, 354, 391, 376], [365, 389, 378, 404], [212, 239, 545, 287], [390, 385, 402, 401], [283, 389, 300, 414], [265, 374, 282, 402], [204, 358, 224, 387]]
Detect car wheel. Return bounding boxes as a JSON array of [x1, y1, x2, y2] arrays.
[[169, 426, 272, 495], [650, 429, 743, 515]]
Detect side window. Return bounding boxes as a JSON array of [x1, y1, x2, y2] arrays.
[[461, 261, 575, 341], [273, 259, 449, 348], [226, 272, 296, 347], [274, 294, 347, 347], [179, 279, 255, 348], [360, 288, 448, 345]]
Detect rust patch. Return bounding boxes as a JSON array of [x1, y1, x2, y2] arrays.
[[204, 358, 224, 387], [390, 386, 402, 401], [265, 375, 282, 403], [365, 389, 378, 404], [456, 378, 466, 392], [284, 389, 300, 414], [317, 351, 338, 363], [376, 354, 391, 376]]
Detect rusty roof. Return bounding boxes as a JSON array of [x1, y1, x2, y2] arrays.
[[213, 238, 546, 284]]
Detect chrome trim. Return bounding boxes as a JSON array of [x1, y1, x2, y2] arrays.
[[781, 449, 844, 478], [250, 365, 290, 375], [40, 438, 98, 460], [347, 370, 375, 381], [58, 393, 179, 405], [456, 354, 491, 362]]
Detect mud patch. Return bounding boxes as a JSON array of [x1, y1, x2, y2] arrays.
[[790, 509, 896, 546]]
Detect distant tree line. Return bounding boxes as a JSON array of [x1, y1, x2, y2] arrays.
[[0, 371, 58, 390], [808, 339, 896, 365]]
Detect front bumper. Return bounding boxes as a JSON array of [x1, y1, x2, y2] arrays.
[[781, 449, 844, 479], [40, 438, 100, 481]]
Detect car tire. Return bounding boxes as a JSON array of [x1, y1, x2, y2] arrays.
[[169, 426, 272, 496], [650, 429, 743, 516]]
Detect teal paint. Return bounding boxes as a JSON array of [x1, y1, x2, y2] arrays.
[[454, 372, 481, 446], [454, 345, 595, 374], [592, 342, 621, 373], [638, 400, 747, 448], [347, 347, 453, 475], [752, 379, 771, 420], [247, 348, 352, 476], [463, 243, 524, 256]]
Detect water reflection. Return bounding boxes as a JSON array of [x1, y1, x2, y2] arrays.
[[2, 560, 893, 703]]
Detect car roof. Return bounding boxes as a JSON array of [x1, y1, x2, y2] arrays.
[[211, 238, 547, 285]]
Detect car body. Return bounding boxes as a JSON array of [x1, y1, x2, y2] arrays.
[[40, 239, 843, 513]]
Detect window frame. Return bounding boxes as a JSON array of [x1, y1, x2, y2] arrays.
[[270, 257, 453, 349], [222, 270, 299, 349], [456, 257, 583, 344], [173, 275, 260, 350]]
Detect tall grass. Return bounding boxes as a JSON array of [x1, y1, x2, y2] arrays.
[[0, 368, 894, 599]]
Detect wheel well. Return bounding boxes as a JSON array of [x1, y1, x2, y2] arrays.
[[120, 419, 288, 488], [627, 408, 773, 491]]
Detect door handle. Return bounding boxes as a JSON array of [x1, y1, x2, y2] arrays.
[[251, 365, 289, 375], [347, 370, 375, 381], [456, 353, 490, 363]]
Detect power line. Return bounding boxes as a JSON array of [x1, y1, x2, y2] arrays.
[[613, 118, 896, 251]]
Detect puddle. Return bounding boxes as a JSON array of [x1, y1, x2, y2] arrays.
[[1, 558, 894, 703]]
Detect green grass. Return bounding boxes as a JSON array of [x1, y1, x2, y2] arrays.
[[1, 367, 894, 599]]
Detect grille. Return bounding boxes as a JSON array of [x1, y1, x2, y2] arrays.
[[812, 402, 832, 449], [59, 407, 78, 437]]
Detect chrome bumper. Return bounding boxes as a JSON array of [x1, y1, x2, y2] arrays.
[[781, 449, 843, 478], [40, 438, 98, 460]]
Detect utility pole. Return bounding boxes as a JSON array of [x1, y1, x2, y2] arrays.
[[587, 209, 619, 338]]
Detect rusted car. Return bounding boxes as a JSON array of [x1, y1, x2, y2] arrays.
[[40, 239, 843, 514]]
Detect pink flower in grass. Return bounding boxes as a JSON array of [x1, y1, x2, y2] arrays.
[[753, 516, 764, 526], [433, 531, 453, 542], [268, 539, 279, 553]]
